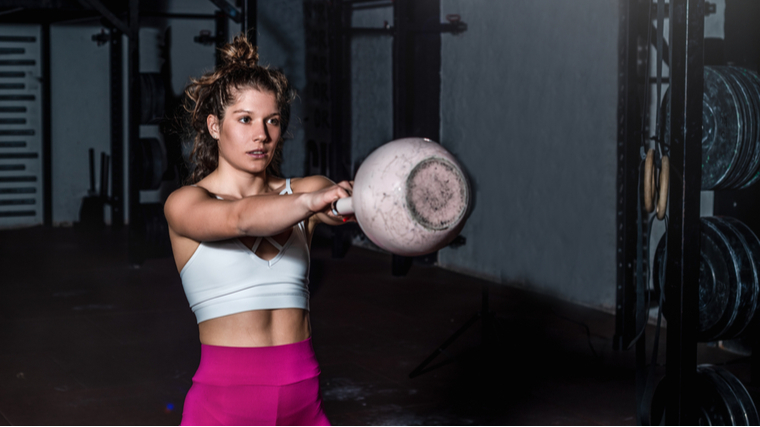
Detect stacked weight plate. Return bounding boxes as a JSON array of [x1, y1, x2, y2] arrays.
[[663, 66, 760, 190], [654, 217, 760, 342], [651, 365, 760, 425]]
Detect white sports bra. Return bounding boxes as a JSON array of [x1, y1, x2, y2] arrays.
[[180, 179, 310, 323]]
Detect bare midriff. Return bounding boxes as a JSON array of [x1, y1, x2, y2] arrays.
[[198, 308, 311, 347]]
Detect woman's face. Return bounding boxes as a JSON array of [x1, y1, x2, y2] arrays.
[[207, 87, 281, 176]]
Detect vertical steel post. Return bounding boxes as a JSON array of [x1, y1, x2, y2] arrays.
[[109, 28, 124, 228], [127, 0, 141, 264], [664, 0, 704, 423], [392, 0, 407, 141], [614, 0, 647, 352], [41, 23, 52, 227], [215, 11, 229, 67], [327, 1, 351, 183], [241, 0, 257, 45]]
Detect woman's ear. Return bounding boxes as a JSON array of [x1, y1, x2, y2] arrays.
[[207, 114, 220, 140]]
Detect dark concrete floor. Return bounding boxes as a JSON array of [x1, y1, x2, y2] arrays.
[[0, 226, 754, 425]]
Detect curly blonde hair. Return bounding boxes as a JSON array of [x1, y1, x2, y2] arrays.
[[183, 33, 295, 184]]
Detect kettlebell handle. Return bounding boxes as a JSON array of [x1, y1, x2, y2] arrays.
[[334, 197, 354, 216]]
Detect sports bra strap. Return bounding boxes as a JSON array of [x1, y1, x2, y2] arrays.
[[264, 236, 283, 250], [280, 178, 292, 195], [250, 236, 264, 253]]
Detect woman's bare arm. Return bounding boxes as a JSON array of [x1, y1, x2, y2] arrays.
[[164, 183, 350, 242]]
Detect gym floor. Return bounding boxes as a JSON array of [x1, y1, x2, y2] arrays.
[[0, 226, 753, 425]]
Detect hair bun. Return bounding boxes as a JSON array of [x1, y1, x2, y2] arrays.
[[220, 34, 259, 67]]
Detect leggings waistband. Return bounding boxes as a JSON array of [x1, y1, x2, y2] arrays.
[[194, 337, 320, 386]]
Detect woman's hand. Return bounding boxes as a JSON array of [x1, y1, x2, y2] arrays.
[[305, 180, 352, 214], [298, 179, 355, 224]]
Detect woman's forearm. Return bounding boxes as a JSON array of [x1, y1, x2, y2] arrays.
[[232, 193, 315, 237]]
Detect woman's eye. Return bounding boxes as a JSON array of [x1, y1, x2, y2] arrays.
[[267, 118, 280, 126], [239, 116, 251, 124]]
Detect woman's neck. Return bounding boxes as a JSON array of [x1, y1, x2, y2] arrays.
[[208, 162, 274, 198]]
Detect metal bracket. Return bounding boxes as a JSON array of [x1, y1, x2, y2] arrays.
[[91, 28, 110, 46], [76, 0, 134, 38], [650, 1, 717, 17], [193, 29, 220, 45], [208, 0, 242, 23], [348, 14, 467, 36]]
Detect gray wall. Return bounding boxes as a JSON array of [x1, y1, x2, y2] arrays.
[[50, 24, 111, 225], [434, 1, 620, 310]]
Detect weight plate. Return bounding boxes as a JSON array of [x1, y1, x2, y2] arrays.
[[136, 138, 167, 190], [706, 217, 758, 339], [699, 365, 747, 426], [714, 68, 752, 190], [729, 68, 760, 188], [709, 365, 760, 426], [722, 217, 760, 334], [701, 219, 742, 341], [139, 73, 166, 125], [740, 68, 760, 188], [650, 370, 733, 425], [653, 219, 742, 341], [703, 67, 743, 189]]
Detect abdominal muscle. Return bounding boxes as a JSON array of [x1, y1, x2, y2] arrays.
[[170, 227, 313, 348], [198, 308, 311, 347]]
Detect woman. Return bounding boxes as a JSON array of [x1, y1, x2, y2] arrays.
[[164, 34, 351, 425]]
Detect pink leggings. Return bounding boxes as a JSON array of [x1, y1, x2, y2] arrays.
[[181, 337, 330, 426]]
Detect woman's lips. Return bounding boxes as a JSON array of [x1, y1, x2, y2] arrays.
[[247, 150, 267, 159]]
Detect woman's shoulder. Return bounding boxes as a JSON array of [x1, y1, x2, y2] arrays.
[[165, 184, 214, 214], [289, 175, 334, 193]]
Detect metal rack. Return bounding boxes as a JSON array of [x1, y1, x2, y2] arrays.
[[612, 0, 760, 423]]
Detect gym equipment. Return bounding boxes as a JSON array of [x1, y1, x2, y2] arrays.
[[333, 137, 470, 257], [650, 364, 759, 425], [135, 137, 167, 190], [642, 148, 669, 220], [654, 216, 760, 341], [662, 66, 760, 190], [139, 73, 166, 125]]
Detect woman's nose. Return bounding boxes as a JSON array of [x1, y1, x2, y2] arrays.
[[252, 119, 269, 142]]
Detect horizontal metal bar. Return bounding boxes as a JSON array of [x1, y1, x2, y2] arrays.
[[0, 141, 25, 148], [0, 198, 34, 205], [0, 60, 34, 66], [0, 210, 35, 217], [650, 1, 717, 17], [0, 176, 35, 182], [77, 0, 133, 37], [349, 27, 394, 35], [0, 118, 25, 124], [0, 48, 24, 55], [0, 187, 35, 194], [0, 36, 36, 43], [0, 83, 24, 89], [140, 12, 216, 20], [208, 0, 242, 23], [0, 153, 37, 159], [0, 95, 34, 101], [0, 130, 34, 136], [0, 165, 24, 171], [0, 72, 24, 78], [353, 2, 392, 11], [0, 107, 26, 113]]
